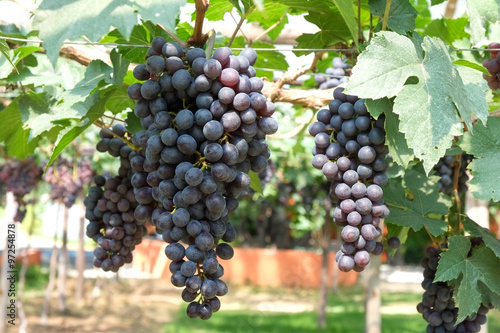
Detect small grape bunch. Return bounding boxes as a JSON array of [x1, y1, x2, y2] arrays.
[[482, 42, 500, 90]]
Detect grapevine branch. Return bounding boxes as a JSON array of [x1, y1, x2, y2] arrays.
[[382, 0, 392, 31], [187, 0, 210, 47], [228, 10, 251, 47], [264, 52, 322, 103], [158, 24, 187, 47]]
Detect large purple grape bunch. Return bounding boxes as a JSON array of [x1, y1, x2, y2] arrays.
[[125, 37, 277, 319], [0, 157, 42, 222], [418, 243, 491, 333], [84, 124, 147, 272], [44, 156, 94, 208], [309, 87, 391, 272], [433, 153, 473, 196]]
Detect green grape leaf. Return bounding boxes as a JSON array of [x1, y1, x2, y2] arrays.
[[430, 0, 446, 4], [247, 2, 289, 42], [331, 0, 358, 46], [109, 49, 130, 86], [467, 0, 500, 44], [459, 117, 500, 201], [478, 282, 500, 310], [45, 93, 104, 170], [454, 59, 489, 75], [205, 0, 235, 20], [463, 217, 500, 260], [295, 9, 350, 52], [345, 31, 488, 173], [424, 18, 470, 46], [365, 97, 389, 119], [249, 170, 263, 194], [105, 85, 135, 114], [275, 0, 333, 13], [434, 236, 500, 322], [17, 92, 85, 140], [0, 39, 17, 73], [0, 97, 40, 158], [384, 168, 450, 236], [368, 0, 418, 34], [33, 0, 185, 66], [125, 111, 143, 135], [61, 60, 113, 107], [385, 109, 415, 169]]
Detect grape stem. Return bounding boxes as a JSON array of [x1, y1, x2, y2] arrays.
[[187, 0, 210, 47], [381, 0, 392, 31], [357, 0, 362, 44], [93, 119, 140, 151], [265, 52, 322, 102], [228, 9, 251, 47], [157, 24, 186, 47], [452, 153, 463, 234]]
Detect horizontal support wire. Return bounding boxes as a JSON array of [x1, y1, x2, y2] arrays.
[[1, 36, 500, 53]]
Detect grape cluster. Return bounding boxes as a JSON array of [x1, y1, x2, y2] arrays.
[[126, 37, 277, 319], [418, 244, 490, 333], [482, 42, 500, 90], [44, 157, 94, 207], [84, 124, 147, 272], [433, 154, 472, 196], [309, 87, 391, 272], [0, 157, 42, 222], [315, 57, 351, 90]]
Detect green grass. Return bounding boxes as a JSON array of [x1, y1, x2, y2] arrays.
[[163, 307, 427, 333], [163, 287, 500, 333]]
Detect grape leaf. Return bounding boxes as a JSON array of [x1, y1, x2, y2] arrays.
[[109, 49, 130, 86], [275, 0, 333, 13], [331, 0, 358, 46], [294, 9, 350, 52], [368, 0, 418, 34], [478, 282, 500, 310], [345, 31, 488, 173], [125, 111, 143, 134], [424, 18, 470, 46], [105, 86, 135, 114], [205, 0, 235, 21], [454, 59, 489, 75], [384, 109, 415, 169], [430, 0, 446, 4], [104, 25, 150, 64], [463, 217, 500, 261], [249, 170, 263, 194], [384, 168, 450, 236], [0, 97, 40, 159], [17, 92, 85, 140], [459, 117, 500, 201], [247, 2, 289, 42], [45, 93, 104, 170], [434, 236, 500, 322], [467, 0, 500, 44], [365, 97, 388, 119], [0, 39, 17, 73], [33, 0, 185, 66], [61, 60, 112, 107]]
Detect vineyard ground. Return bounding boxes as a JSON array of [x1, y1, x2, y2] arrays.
[[16, 271, 500, 333]]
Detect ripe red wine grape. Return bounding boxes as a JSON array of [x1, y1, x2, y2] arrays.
[[418, 242, 490, 332], [0, 157, 42, 222], [433, 153, 472, 195], [482, 42, 500, 90], [309, 87, 395, 272], [121, 39, 278, 319]]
